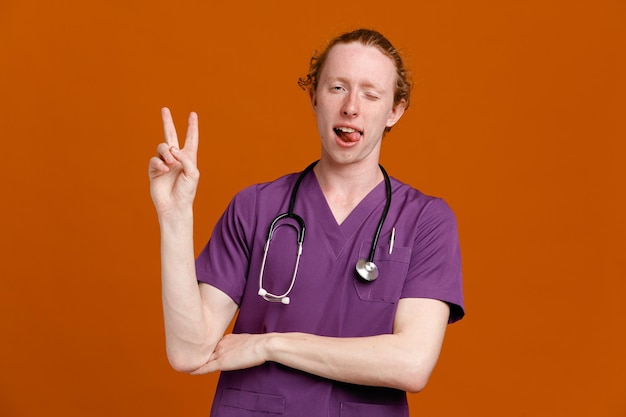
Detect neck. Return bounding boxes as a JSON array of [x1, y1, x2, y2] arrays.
[[313, 158, 384, 224], [315, 157, 382, 189]]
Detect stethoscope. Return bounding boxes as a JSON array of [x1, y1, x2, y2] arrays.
[[258, 160, 392, 304]]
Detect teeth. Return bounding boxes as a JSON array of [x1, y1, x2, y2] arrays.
[[336, 127, 357, 133]]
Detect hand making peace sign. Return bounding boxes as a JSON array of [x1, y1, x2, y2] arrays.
[[148, 107, 200, 217]]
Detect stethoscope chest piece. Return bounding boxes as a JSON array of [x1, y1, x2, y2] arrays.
[[356, 259, 379, 282]]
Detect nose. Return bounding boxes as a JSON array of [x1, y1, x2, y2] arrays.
[[341, 92, 359, 117]]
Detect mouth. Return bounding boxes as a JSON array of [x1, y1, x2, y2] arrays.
[[333, 126, 363, 143]]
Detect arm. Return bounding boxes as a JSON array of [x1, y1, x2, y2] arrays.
[[195, 297, 449, 393], [149, 108, 238, 372]]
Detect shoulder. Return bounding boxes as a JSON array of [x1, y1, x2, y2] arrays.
[[390, 177, 457, 223], [228, 172, 297, 205], [224, 171, 302, 222]]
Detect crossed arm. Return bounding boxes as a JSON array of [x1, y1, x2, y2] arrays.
[[191, 286, 449, 393], [149, 108, 450, 394]]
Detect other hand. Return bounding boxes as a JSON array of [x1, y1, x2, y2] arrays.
[[190, 333, 270, 375]]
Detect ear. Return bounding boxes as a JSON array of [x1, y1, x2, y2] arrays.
[[385, 99, 407, 128], [309, 87, 317, 110]]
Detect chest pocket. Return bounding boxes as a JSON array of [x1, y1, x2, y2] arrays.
[[353, 242, 411, 303]]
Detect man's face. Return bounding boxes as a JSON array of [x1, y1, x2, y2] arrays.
[[310, 42, 405, 167]]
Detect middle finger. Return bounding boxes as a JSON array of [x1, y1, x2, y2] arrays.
[[161, 107, 180, 149]]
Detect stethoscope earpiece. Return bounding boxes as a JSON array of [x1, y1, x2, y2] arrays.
[[258, 288, 292, 305]]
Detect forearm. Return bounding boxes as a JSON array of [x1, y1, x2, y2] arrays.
[[265, 332, 435, 393], [158, 208, 214, 371]]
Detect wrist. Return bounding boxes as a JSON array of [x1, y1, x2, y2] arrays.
[[262, 332, 285, 363], [158, 206, 194, 227]]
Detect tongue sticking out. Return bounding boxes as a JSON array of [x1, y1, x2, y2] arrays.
[[334, 127, 362, 142]]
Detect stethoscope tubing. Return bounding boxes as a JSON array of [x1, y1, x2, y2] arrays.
[[258, 160, 392, 303], [367, 164, 392, 263]]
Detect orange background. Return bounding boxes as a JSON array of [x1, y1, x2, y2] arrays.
[[1, 0, 625, 415]]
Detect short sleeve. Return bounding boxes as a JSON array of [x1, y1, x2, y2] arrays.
[[401, 198, 465, 323], [195, 186, 258, 305]]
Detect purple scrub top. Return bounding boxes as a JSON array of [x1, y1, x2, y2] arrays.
[[196, 167, 464, 416]]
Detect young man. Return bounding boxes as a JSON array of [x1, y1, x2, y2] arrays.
[[149, 29, 464, 416]]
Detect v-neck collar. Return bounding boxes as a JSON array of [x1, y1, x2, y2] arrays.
[[301, 171, 388, 258]]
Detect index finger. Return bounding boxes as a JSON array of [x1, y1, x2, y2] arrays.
[[161, 107, 180, 149], [183, 111, 199, 158]]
